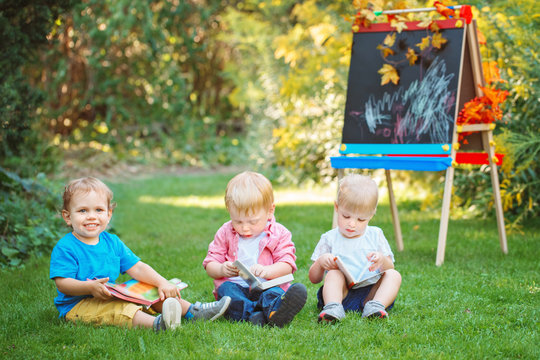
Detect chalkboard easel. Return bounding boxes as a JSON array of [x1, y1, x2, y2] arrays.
[[331, 18, 508, 265]]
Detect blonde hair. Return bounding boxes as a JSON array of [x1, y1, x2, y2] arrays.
[[336, 174, 378, 216], [62, 177, 116, 211], [225, 171, 274, 215]]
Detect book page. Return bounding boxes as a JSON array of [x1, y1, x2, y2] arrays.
[[104, 278, 188, 305], [233, 260, 262, 288], [334, 256, 383, 288], [258, 273, 294, 290]]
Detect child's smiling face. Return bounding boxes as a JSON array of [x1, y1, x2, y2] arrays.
[[62, 190, 112, 244]]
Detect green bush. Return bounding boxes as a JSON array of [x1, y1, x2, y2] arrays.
[[0, 167, 64, 268]]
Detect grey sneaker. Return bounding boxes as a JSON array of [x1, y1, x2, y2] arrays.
[[362, 300, 388, 319], [191, 296, 231, 321], [318, 302, 345, 323], [154, 297, 182, 332]]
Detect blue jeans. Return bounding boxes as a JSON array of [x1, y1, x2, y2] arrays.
[[217, 281, 284, 321]]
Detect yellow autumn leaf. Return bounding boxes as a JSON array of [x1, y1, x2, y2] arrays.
[[353, 0, 370, 9], [383, 33, 396, 47], [432, 32, 447, 49], [429, 21, 440, 32], [406, 48, 418, 65], [395, 0, 408, 10], [309, 23, 337, 47], [378, 64, 399, 85], [360, 9, 376, 22], [377, 44, 394, 58], [390, 19, 408, 33], [417, 36, 431, 51], [417, 19, 432, 28]]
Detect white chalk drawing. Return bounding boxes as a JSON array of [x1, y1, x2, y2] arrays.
[[359, 57, 455, 143]]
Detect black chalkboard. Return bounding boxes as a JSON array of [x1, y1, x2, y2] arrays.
[[342, 21, 467, 145]]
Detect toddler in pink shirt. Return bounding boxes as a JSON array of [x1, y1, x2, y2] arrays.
[[203, 171, 307, 327]]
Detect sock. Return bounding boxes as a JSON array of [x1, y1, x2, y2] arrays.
[[323, 302, 341, 309], [153, 314, 162, 332], [184, 304, 194, 320]]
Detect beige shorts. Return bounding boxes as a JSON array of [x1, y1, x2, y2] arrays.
[[65, 298, 145, 327]]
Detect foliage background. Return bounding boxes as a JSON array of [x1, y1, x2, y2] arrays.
[[0, 0, 538, 267]]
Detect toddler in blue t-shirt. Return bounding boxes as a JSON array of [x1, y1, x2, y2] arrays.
[[50, 176, 230, 331]]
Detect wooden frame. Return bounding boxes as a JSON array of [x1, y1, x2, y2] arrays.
[[435, 21, 507, 265]]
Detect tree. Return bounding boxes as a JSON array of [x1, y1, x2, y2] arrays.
[[1, 0, 79, 175], [32, 0, 246, 168]]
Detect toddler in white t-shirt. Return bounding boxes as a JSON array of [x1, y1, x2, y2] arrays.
[[308, 174, 402, 322]]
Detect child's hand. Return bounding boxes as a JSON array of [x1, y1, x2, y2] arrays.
[[222, 261, 239, 277], [250, 264, 269, 279], [367, 251, 383, 272], [158, 282, 181, 301], [88, 277, 112, 300], [317, 253, 338, 271]]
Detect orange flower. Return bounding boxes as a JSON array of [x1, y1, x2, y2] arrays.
[[477, 29, 487, 45], [480, 86, 509, 109], [457, 86, 508, 132]]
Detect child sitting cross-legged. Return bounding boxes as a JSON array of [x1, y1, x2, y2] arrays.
[[203, 171, 307, 327], [50, 177, 231, 331], [309, 174, 402, 322]]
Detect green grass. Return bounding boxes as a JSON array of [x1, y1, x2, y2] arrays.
[[1, 172, 538, 359]]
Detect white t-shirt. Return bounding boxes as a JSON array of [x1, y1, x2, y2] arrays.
[[310, 226, 394, 288], [229, 232, 265, 287]]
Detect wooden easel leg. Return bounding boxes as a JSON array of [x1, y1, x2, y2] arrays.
[[385, 169, 404, 251], [437, 167, 455, 266], [332, 169, 345, 229], [482, 130, 508, 254]]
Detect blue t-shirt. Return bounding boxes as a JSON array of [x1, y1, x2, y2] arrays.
[[49, 231, 140, 317]]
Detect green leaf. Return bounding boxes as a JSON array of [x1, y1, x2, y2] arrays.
[[1, 247, 20, 259]]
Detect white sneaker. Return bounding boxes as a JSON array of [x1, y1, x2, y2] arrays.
[[162, 297, 182, 330]]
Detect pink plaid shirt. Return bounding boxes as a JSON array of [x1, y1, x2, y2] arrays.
[[202, 216, 297, 298]]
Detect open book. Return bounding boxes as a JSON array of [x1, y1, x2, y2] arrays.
[[334, 256, 385, 289], [233, 260, 293, 291], [103, 278, 188, 307]]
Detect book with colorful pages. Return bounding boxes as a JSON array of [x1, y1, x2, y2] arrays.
[[103, 278, 187, 307]]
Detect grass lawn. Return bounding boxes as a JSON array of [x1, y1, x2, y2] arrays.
[[1, 172, 538, 359]]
